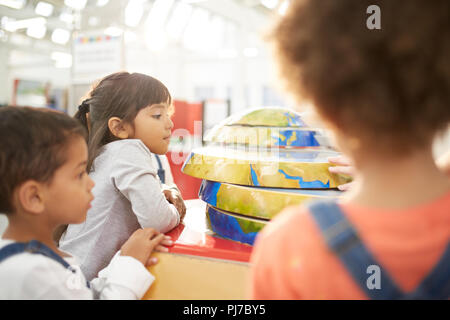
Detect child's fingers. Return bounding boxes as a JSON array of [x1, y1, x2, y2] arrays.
[[178, 198, 186, 211], [174, 197, 186, 214], [329, 165, 355, 176], [141, 228, 160, 239], [163, 189, 175, 203], [160, 237, 173, 246], [328, 156, 352, 166], [337, 182, 355, 191], [179, 205, 187, 221], [155, 245, 169, 252], [149, 233, 165, 247], [175, 202, 185, 215], [146, 256, 159, 267], [154, 235, 173, 252]]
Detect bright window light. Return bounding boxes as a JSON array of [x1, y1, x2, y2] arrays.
[[0, 0, 26, 10], [278, 0, 290, 15], [51, 51, 72, 68], [51, 51, 71, 61], [88, 16, 99, 27], [218, 48, 238, 59], [10, 33, 31, 46], [104, 26, 123, 37], [59, 12, 74, 24], [96, 0, 109, 7], [124, 31, 137, 43], [64, 0, 87, 11], [35, 2, 54, 17], [166, 1, 192, 40], [223, 22, 238, 53], [261, 0, 278, 10], [125, 0, 145, 28], [181, 0, 207, 3], [3, 17, 46, 32], [26, 24, 46, 39], [146, 0, 174, 30], [55, 60, 72, 68], [145, 0, 174, 51], [205, 15, 224, 52], [51, 28, 70, 44], [243, 47, 259, 58], [182, 7, 209, 52], [1, 16, 15, 32]]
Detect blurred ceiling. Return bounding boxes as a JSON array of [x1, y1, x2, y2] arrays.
[[0, 0, 288, 51]]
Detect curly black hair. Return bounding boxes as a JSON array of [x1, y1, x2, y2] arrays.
[[272, 0, 450, 154]]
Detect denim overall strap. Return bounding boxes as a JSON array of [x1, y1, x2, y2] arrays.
[[154, 154, 165, 184], [0, 240, 90, 289], [405, 244, 450, 300], [307, 200, 404, 300], [0, 240, 70, 268]]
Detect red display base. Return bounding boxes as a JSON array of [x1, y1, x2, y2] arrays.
[[165, 199, 253, 263]]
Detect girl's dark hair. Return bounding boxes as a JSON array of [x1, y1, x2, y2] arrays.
[[75, 72, 172, 171], [272, 0, 450, 154], [0, 107, 87, 214]]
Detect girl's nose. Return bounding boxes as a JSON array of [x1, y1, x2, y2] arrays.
[[87, 176, 95, 191], [167, 117, 174, 130]]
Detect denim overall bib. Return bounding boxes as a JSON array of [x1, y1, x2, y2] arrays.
[[0, 240, 90, 289], [154, 154, 165, 184]]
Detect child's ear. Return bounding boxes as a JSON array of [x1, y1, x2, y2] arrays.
[[17, 181, 45, 215], [108, 117, 132, 139]]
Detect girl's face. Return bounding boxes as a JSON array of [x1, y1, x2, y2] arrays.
[[131, 103, 174, 154]]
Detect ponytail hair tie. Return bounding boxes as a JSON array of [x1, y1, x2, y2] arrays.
[[78, 100, 90, 114]]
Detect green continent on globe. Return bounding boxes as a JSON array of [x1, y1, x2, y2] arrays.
[[228, 108, 305, 127]]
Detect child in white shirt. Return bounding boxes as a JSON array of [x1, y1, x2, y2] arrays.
[[0, 107, 169, 299], [59, 72, 186, 281]]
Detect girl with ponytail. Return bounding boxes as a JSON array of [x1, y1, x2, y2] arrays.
[[60, 72, 185, 281]]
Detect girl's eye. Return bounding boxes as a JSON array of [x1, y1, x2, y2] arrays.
[[78, 171, 86, 179], [152, 115, 162, 119]]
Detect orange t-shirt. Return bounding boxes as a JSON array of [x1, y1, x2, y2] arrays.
[[248, 192, 450, 299]]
